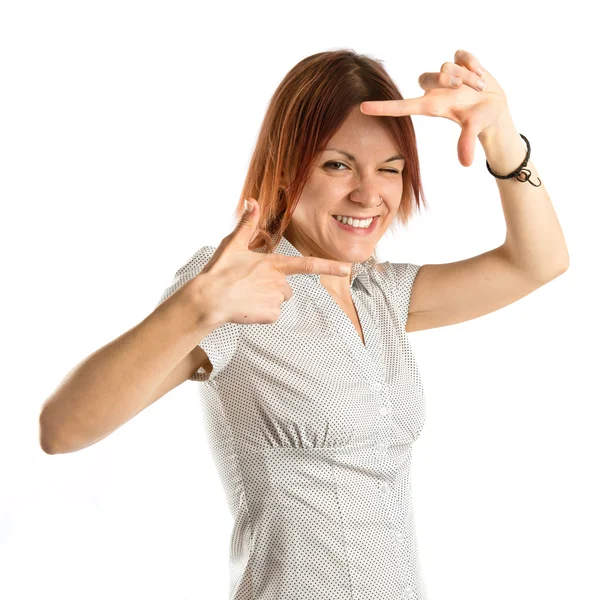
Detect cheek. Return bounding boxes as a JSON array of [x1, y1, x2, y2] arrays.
[[289, 200, 323, 229], [296, 188, 334, 216], [308, 172, 346, 194]]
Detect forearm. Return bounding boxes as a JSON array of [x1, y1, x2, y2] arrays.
[[479, 110, 569, 281], [39, 282, 219, 453]]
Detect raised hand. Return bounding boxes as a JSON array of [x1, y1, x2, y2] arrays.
[[360, 48, 510, 167], [193, 198, 353, 326]]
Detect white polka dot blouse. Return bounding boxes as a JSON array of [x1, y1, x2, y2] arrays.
[[156, 234, 426, 600]]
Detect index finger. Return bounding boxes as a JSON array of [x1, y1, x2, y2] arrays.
[[360, 97, 426, 117], [275, 254, 352, 277]]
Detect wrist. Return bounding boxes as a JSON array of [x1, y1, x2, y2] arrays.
[[479, 112, 527, 176], [181, 273, 228, 332], [478, 107, 516, 145]]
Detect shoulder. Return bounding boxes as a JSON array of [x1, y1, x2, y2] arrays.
[[156, 245, 218, 308], [172, 245, 218, 279], [369, 261, 422, 330], [371, 261, 421, 297]]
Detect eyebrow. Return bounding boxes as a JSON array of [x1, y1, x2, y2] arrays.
[[324, 148, 405, 163]]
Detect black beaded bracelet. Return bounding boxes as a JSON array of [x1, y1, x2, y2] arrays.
[[486, 133, 541, 187]]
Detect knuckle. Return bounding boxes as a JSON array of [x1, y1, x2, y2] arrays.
[[427, 99, 444, 117], [446, 72, 459, 85], [300, 257, 312, 273]]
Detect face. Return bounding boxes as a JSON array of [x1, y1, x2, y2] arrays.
[[284, 105, 405, 283]]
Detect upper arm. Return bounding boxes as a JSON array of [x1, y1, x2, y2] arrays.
[[146, 345, 213, 407], [404, 245, 567, 333]]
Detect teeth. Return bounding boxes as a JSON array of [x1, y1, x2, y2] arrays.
[[334, 215, 374, 228]]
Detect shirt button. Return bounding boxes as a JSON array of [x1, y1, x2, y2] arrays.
[[373, 382, 383, 391], [379, 481, 390, 493], [376, 441, 387, 453], [379, 405, 389, 416], [395, 531, 405, 542]]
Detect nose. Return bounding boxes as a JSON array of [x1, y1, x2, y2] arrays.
[[349, 189, 383, 210]]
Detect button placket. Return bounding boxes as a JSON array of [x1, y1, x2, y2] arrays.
[[379, 480, 391, 493], [373, 381, 388, 414], [373, 380, 390, 456], [403, 585, 415, 599], [375, 441, 388, 454]]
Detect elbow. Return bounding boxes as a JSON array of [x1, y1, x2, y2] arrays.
[[38, 410, 63, 455], [551, 257, 570, 280], [39, 427, 57, 455], [39, 432, 58, 455], [40, 436, 58, 455], [558, 247, 570, 274], [536, 257, 569, 284]]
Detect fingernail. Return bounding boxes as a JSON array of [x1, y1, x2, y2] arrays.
[[340, 265, 351, 275], [244, 199, 253, 212], [450, 76, 461, 87], [476, 67, 484, 77]]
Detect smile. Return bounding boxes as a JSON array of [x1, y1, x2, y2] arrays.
[[332, 215, 379, 234]]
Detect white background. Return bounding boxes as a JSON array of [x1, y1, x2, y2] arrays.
[[1, 1, 598, 599]]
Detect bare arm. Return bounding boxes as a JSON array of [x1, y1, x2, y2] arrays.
[[38, 277, 220, 454]]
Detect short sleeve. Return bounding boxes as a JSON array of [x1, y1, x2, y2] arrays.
[[155, 245, 241, 383], [378, 262, 422, 330]]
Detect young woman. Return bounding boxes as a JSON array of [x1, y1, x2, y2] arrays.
[[40, 48, 568, 600]]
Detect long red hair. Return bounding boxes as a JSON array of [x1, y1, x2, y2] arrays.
[[234, 49, 428, 263]]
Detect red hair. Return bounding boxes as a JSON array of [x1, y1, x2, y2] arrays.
[[234, 49, 428, 263]]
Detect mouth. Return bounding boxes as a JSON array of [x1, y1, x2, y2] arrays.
[[331, 214, 380, 235]]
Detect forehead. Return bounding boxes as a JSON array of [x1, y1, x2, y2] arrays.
[[326, 106, 398, 153]]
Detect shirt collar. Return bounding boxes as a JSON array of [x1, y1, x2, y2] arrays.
[[271, 235, 374, 296]]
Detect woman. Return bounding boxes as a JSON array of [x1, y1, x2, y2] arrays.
[[39, 48, 569, 600]]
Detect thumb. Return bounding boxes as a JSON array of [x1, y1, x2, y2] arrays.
[[230, 197, 260, 248]]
